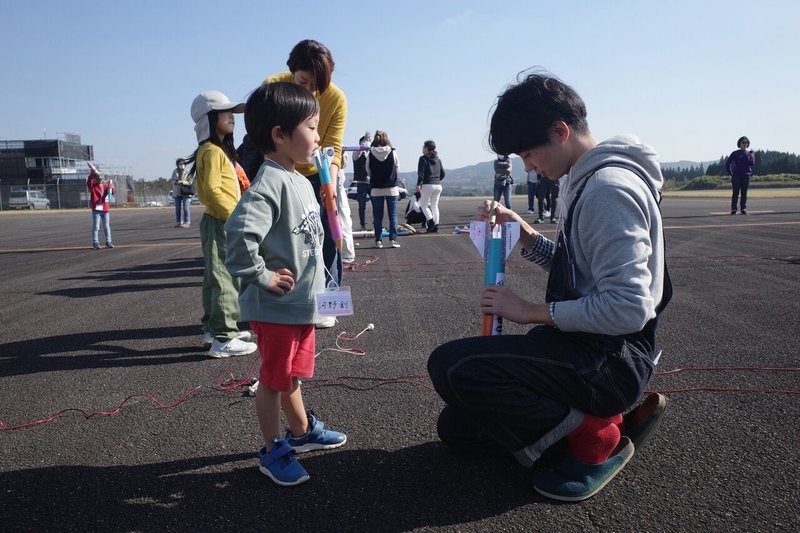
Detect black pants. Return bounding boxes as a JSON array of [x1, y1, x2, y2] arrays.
[[427, 327, 654, 466], [731, 175, 750, 211], [538, 180, 559, 219]]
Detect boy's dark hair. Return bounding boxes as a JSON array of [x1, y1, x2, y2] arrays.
[[287, 39, 335, 94], [245, 82, 320, 155], [489, 71, 589, 156], [737, 136, 750, 147]]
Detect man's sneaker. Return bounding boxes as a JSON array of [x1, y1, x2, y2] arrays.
[[286, 411, 347, 454], [741, 209, 748, 215], [533, 437, 634, 502], [208, 337, 258, 358], [259, 439, 309, 486], [534, 218, 543, 224], [543, 209, 551, 218], [106, 242, 114, 249], [316, 316, 336, 329], [390, 240, 400, 248], [622, 393, 667, 451], [730, 210, 737, 215], [203, 330, 254, 349], [527, 209, 535, 214], [550, 218, 557, 224], [375, 240, 383, 248], [92, 243, 100, 250]]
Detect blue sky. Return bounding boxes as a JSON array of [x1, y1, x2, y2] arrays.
[[2, 0, 797, 179]]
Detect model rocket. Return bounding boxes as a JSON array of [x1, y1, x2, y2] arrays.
[[313, 147, 343, 250], [469, 202, 520, 336]]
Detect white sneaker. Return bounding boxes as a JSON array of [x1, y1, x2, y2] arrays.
[[390, 240, 400, 248], [203, 330, 254, 349], [316, 316, 336, 329], [543, 209, 551, 218], [527, 209, 535, 214], [208, 337, 258, 358]]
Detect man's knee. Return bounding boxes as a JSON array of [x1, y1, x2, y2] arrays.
[[436, 405, 496, 453], [427, 344, 450, 386]]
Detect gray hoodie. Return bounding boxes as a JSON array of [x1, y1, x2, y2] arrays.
[[224, 160, 325, 325], [551, 134, 666, 336]]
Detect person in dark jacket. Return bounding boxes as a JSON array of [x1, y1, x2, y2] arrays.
[[351, 134, 371, 230], [725, 136, 755, 215], [365, 130, 400, 248], [416, 139, 445, 233], [493, 154, 513, 208], [236, 134, 265, 184]]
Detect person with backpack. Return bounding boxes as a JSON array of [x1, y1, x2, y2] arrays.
[[428, 72, 672, 502]]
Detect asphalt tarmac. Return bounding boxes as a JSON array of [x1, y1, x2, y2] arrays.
[[1, 195, 798, 532]]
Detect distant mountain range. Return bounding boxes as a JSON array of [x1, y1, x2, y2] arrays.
[[660, 160, 714, 171]]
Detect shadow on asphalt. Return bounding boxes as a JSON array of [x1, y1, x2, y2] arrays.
[[47, 258, 203, 296], [0, 443, 548, 532], [0, 325, 208, 377], [42, 282, 202, 298]]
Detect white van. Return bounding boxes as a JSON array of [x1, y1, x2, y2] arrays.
[[9, 190, 51, 210]]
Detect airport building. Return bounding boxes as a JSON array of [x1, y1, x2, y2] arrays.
[[0, 134, 134, 209]]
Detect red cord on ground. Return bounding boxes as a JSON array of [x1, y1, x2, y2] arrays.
[[3, 362, 799, 431]]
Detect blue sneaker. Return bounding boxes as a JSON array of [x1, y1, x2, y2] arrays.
[[258, 438, 309, 486], [286, 411, 347, 454]]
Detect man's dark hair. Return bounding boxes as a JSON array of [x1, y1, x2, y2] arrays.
[[245, 82, 320, 155], [489, 71, 589, 155]]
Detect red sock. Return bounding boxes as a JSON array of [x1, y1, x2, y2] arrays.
[[566, 413, 622, 464]]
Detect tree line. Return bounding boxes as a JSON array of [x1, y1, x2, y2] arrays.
[[663, 150, 800, 182]]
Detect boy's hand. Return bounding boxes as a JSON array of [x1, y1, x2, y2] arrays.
[[266, 268, 295, 296]]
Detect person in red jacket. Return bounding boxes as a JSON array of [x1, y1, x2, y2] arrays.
[[86, 167, 115, 249]]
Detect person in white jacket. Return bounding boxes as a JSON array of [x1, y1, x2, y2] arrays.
[[365, 130, 401, 248]]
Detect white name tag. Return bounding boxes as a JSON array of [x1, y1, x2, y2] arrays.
[[315, 286, 354, 316]]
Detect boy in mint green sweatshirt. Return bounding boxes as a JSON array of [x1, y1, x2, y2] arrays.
[[225, 82, 346, 486]]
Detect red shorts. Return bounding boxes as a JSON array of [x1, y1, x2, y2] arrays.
[[251, 321, 315, 392]]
